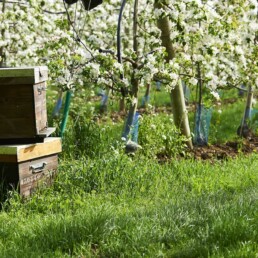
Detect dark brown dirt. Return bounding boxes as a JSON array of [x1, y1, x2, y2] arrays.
[[190, 135, 258, 161]]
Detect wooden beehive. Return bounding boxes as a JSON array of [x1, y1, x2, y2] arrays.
[[0, 66, 55, 144], [0, 137, 62, 197]]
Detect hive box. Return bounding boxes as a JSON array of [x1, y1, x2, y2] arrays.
[[0, 137, 62, 197], [0, 66, 55, 144]]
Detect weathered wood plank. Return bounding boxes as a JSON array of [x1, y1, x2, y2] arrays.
[[0, 137, 62, 162], [0, 83, 35, 138], [38, 127, 56, 137], [0, 66, 48, 84], [0, 81, 50, 139], [19, 155, 58, 180], [33, 83, 48, 133], [19, 155, 58, 197], [0, 154, 58, 198], [17, 138, 62, 162]]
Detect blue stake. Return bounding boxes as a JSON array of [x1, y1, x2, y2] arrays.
[[52, 93, 63, 118], [60, 91, 72, 137]]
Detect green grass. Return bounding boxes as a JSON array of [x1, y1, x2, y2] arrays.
[[0, 87, 257, 257], [0, 154, 257, 257], [208, 100, 246, 143]]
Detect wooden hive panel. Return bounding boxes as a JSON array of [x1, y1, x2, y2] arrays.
[[33, 82, 48, 135], [19, 154, 58, 197], [0, 66, 48, 85], [0, 83, 35, 138], [0, 137, 62, 197], [0, 66, 53, 143]]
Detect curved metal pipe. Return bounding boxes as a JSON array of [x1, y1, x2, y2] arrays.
[[117, 0, 126, 65]]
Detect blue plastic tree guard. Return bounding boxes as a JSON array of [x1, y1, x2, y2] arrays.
[[156, 81, 161, 91], [141, 95, 150, 107], [122, 111, 140, 143], [100, 94, 108, 107], [238, 84, 246, 97], [131, 112, 139, 142], [97, 89, 108, 111], [52, 95, 63, 118], [250, 109, 258, 130], [194, 104, 212, 146]]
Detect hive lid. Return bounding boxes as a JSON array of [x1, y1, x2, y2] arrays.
[[0, 66, 48, 84], [0, 137, 62, 163]]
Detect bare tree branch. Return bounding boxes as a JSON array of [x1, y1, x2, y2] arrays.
[[42, 10, 66, 15]]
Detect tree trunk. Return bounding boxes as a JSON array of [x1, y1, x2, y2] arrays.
[[154, 0, 193, 149], [122, 0, 139, 143], [119, 97, 126, 112], [0, 0, 6, 67], [119, 18, 131, 113], [238, 85, 253, 138]]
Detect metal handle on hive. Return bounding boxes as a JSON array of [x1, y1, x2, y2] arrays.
[[30, 162, 47, 173]]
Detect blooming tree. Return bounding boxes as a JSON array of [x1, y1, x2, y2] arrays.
[[1, 0, 258, 144], [2, 0, 258, 89]]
